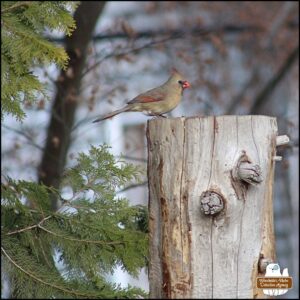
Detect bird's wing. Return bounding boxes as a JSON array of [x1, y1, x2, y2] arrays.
[[127, 88, 165, 104]]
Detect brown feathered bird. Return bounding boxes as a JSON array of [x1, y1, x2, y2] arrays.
[[92, 68, 191, 123]]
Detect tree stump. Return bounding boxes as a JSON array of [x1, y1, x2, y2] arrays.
[[147, 116, 281, 299]]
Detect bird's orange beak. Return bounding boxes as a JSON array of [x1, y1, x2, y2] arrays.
[[182, 81, 191, 89]]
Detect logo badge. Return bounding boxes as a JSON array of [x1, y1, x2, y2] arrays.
[[257, 263, 293, 296]]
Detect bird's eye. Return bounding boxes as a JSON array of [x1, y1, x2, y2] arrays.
[[178, 80, 183, 85]]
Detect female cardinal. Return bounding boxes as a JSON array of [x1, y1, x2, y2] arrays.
[[92, 68, 191, 123]]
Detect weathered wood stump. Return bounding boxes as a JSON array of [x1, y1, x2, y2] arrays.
[[147, 116, 285, 299]]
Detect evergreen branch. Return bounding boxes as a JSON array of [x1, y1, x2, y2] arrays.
[[6, 212, 125, 246], [1, 246, 100, 298], [3, 19, 68, 68], [37, 224, 125, 246], [6, 215, 52, 236], [1, 1, 32, 13], [37, 237, 53, 269], [60, 202, 93, 211], [6, 223, 38, 235], [54, 213, 126, 238]]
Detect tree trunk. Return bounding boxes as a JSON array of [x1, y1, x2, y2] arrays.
[[147, 116, 280, 298], [38, 2, 106, 210]]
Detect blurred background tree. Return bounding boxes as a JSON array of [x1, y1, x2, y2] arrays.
[[2, 1, 299, 298]]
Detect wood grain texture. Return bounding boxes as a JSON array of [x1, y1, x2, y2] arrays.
[[147, 116, 278, 299], [147, 118, 191, 298]]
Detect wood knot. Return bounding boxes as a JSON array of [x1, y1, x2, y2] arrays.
[[200, 190, 224, 215]]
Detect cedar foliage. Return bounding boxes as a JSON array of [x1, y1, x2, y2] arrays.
[[1, 1, 77, 121], [1, 2, 148, 298], [2, 146, 148, 298]]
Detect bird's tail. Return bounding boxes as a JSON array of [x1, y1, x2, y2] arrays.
[[92, 106, 131, 123]]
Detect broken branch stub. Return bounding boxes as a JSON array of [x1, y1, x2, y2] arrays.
[[232, 153, 263, 185], [238, 161, 263, 184], [273, 155, 283, 161], [276, 135, 290, 147]]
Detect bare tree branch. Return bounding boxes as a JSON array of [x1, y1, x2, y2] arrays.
[[117, 181, 148, 193], [228, 2, 298, 114], [263, 1, 296, 49], [45, 24, 264, 44], [250, 44, 299, 114], [226, 70, 259, 114], [80, 35, 185, 78], [116, 156, 147, 163], [2, 124, 44, 152]]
